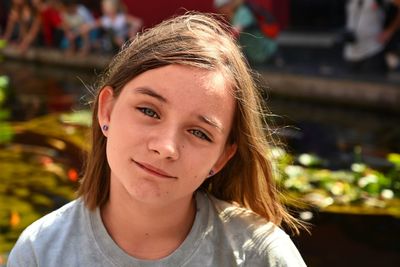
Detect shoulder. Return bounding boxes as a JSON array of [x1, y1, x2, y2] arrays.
[[204, 193, 306, 266], [8, 199, 85, 266], [21, 199, 83, 239], [208, 193, 283, 246]]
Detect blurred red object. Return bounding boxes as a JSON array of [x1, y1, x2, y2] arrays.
[[68, 168, 79, 182]]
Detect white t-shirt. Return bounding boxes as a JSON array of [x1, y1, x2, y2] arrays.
[[344, 0, 389, 61], [63, 5, 95, 31], [7, 191, 306, 267], [100, 14, 128, 38]]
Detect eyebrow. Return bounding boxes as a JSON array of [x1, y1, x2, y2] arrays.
[[134, 87, 168, 103], [199, 115, 223, 132], [134, 87, 223, 131]]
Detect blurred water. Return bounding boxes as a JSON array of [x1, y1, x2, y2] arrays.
[[0, 61, 96, 121]]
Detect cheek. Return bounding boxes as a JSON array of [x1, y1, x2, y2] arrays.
[[106, 128, 140, 159], [105, 125, 136, 166], [182, 149, 220, 177], [105, 136, 123, 172]]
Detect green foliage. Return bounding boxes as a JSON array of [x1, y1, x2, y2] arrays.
[[0, 75, 9, 106], [0, 145, 79, 254], [0, 39, 6, 49], [0, 111, 85, 255], [273, 149, 400, 217], [0, 122, 13, 144]]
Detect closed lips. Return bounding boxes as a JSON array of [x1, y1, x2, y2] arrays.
[[133, 160, 177, 179]]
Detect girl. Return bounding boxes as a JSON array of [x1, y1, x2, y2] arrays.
[[8, 13, 306, 266]]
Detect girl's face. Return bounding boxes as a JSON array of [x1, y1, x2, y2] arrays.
[[98, 65, 237, 206]]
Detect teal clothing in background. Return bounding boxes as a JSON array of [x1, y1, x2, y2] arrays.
[[232, 5, 277, 64]]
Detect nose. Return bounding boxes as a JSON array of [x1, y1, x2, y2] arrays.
[[147, 129, 180, 160]]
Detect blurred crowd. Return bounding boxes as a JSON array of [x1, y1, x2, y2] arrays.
[[1, 0, 400, 74], [0, 0, 282, 64], [342, 0, 400, 74], [0, 0, 142, 55]]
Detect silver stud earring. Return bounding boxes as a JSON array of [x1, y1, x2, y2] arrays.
[[102, 124, 109, 131]]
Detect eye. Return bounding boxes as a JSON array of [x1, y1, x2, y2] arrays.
[[189, 129, 212, 142], [137, 107, 160, 119]]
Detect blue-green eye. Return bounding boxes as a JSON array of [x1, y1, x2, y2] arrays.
[[137, 107, 160, 119], [190, 129, 212, 142]]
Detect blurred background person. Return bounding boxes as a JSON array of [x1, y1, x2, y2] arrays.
[[37, 0, 63, 49], [343, 0, 400, 74], [59, 0, 95, 55], [18, 0, 64, 52], [214, 0, 278, 65], [381, 0, 400, 71], [87, 0, 142, 53], [1, 0, 35, 46], [0, 0, 63, 53]]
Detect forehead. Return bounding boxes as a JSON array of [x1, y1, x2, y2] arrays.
[[121, 64, 233, 100], [118, 64, 236, 128]]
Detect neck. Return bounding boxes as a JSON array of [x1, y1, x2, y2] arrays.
[[100, 181, 196, 260]]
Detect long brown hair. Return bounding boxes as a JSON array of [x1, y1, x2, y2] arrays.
[[79, 12, 303, 233]]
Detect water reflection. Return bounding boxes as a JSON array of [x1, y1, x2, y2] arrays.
[[0, 61, 96, 121]]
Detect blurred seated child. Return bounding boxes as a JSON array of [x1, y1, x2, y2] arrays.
[[1, 0, 35, 46], [37, 0, 63, 48], [1, 0, 62, 53], [17, 0, 63, 52], [89, 0, 142, 53], [59, 0, 95, 55]]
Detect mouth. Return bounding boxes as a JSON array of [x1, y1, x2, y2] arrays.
[[132, 160, 177, 179]]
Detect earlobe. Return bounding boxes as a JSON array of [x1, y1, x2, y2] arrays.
[[97, 86, 115, 136], [211, 143, 238, 175]]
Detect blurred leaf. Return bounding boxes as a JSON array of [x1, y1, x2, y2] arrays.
[[298, 153, 323, 167], [0, 75, 9, 89], [0, 122, 14, 143], [388, 153, 400, 167], [0, 40, 6, 49]]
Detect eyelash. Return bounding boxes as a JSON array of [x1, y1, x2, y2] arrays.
[[137, 107, 160, 119], [189, 129, 212, 142], [137, 107, 212, 142]]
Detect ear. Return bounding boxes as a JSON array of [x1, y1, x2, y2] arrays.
[[97, 86, 115, 136], [211, 143, 237, 175]]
